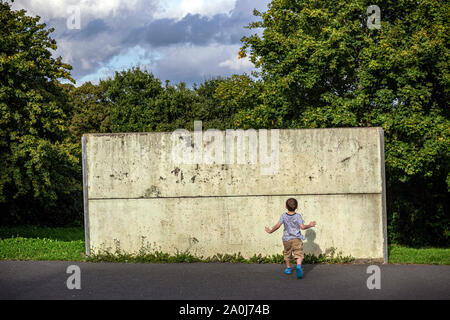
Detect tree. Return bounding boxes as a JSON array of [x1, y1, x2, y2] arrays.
[[101, 69, 240, 133], [151, 80, 204, 132], [213, 74, 264, 129], [0, 2, 81, 225], [68, 81, 111, 141], [240, 0, 449, 246], [193, 77, 230, 130], [101, 67, 164, 132]]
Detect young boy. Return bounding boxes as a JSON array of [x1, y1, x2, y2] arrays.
[[265, 198, 316, 278]]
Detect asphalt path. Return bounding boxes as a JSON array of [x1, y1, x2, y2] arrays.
[[0, 261, 449, 300]]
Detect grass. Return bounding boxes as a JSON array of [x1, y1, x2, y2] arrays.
[[1, 226, 448, 264], [0, 225, 84, 241], [0, 237, 86, 261], [0, 225, 85, 261], [388, 244, 450, 265]]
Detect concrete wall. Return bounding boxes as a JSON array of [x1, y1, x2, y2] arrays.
[[82, 127, 387, 262]]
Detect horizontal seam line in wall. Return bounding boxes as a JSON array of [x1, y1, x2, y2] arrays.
[[88, 193, 382, 200]]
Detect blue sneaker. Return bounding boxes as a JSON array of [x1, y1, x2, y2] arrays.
[[284, 267, 292, 275], [296, 265, 303, 279]]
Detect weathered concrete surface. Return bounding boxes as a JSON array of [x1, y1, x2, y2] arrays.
[[83, 128, 387, 261]]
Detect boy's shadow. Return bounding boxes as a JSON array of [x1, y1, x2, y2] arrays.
[[303, 229, 321, 256], [301, 229, 321, 277]]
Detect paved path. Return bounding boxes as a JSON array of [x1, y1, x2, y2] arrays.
[[0, 261, 449, 300]]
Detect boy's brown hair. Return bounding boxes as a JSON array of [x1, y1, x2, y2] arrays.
[[286, 198, 298, 212]]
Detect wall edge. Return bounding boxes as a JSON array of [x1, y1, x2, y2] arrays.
[[379, 128, 388, 264], [82, 135, 90, 256]]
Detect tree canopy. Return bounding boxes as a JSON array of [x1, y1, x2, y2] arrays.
[[0, 2, 81, 225]]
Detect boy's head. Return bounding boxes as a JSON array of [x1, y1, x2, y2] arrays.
[[286, 198, 298, 212]]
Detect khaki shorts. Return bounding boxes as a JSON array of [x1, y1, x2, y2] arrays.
[[283, 238, 304, 261]]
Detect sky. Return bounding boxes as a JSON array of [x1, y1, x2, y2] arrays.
[[11, 0, 270, 87]]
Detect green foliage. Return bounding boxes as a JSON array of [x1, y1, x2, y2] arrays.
[[240, 0, 449, 246], [68, 81, 112, 141], [101, 68, 164, 132], [0, 2, 81, 226], [86, 246, 354, 264], [82, 236, 354, 264], [193, 77, 234, 130], [213, 74, 265, 129], [96, 68, 232, 133]]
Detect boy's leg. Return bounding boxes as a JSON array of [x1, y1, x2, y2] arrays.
[[283, 241, 293, 272], [293, 239, 304, 265], [293, 239, 304, 278], [283, 241, 292, 274], [285, 259, 291, 268]]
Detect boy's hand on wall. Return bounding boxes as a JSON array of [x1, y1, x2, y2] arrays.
[[309, 221, 316, 227], [265, 226, 271, 233]]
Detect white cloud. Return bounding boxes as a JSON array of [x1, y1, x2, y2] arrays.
[[12, 0, 236, 22], [56, 40, 74, 64], [11, 0, 158, 26], [155, 0, 236, 19], [12, 0, 134, 19], [141, 43, 254, 85], [219, 55, 253, 71]]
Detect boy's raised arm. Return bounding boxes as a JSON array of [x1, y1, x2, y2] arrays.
[[300, 221, 316, 230], [265, 222, 281, 234]]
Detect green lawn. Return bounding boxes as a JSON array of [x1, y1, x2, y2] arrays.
[[388, 244, 450, 265], [0, 226, 85, 261], [1, 226, 449, 264]]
